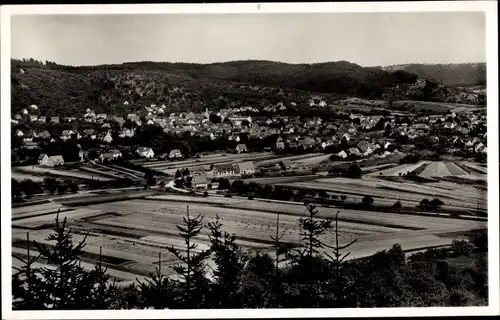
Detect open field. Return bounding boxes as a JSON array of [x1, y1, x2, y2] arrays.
[[14, 166, 113, 181], [11, 172, 46, 182], [368, 161, 486, 179], [79, 165, 126, 180], [286, 154, 332, 165], [461, 162, 488, 174], [390, 100, 484, 113], [242, 175, 319, 184], [367, 161, 430, 176], [109, 164, 146, 177], [11, 191, 487, 282], [255, 153, 324, 167], [279, 175, 486, 211], [142, 152, 276, 170]]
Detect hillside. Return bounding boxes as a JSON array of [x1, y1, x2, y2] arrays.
[[11, 59, 485, 117], [377, 63, 486, 87]]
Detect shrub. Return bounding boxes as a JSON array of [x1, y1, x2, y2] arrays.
[[451, 240, 473, 257], [393, 200, 402, 212], [362, 195, 374, 208], [69, 182, 79, 193], [203, 191, 209, 197]]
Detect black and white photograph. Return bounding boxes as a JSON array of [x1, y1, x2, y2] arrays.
[[1, 2, 498, 318]]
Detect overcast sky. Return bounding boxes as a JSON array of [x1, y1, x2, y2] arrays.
[[10, 12, 486, 66]]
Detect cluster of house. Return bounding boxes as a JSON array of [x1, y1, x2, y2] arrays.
[[14, 100, 487, 163]]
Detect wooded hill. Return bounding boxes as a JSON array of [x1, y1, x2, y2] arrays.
[[377, 63, 486, 87], [11, 59, 485, 117]]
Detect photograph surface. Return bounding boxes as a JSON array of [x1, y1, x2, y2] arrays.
[[1, 2, 498, 318]]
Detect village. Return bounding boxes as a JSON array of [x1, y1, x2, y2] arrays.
[[11, 97, 487, 170]]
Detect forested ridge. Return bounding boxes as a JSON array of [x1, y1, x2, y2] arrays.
[[11, 59, 485, 117], [378, 63, 486, 87]]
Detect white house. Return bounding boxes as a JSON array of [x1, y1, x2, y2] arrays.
[[136, 147, 155, 158], [234, 161, 255, 175], [348, 147, 362, 157], [235, 144, 248, 154], [337, 150, 348, 159], [169, 149, 183, 159], [192, 174, 209, 190], [119, 129, 135, 138], [38, 154, 64, 167], [475, 142, 486, 153], [38, 153, 50, 165], [341, 133, 350, 142], [213, 164, 237, 178], [101, 132, 113, 144]]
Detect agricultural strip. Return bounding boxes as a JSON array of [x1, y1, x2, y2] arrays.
[[15, 166, 113, 181], [444, 162, 469, 176], [462, 162, 487, 174]]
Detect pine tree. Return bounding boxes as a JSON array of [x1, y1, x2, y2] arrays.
[[33, 211, 91, 309], [166, 206, 212, 308], [286, 203, 336, 307], [322, 211, 358, 307], [268, 211, 289, 307], [85, 247, 118, 309], [137, 252, 171, 309], [207, 215, 248, 308], [12, 232, 46, 310]]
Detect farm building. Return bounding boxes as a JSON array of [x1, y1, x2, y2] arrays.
[[348, 147, 362, 157], [337, 150, 348, 159], [169, 149, 183, 159], [235, 144, 248, 154], [411, 123, 429, 134], [288, 141, 298, 149], [136, 147, 155, 158], [38, 130, 51, 140], [24, 141, 38, 149], [50, 117, 59, 124], [234, 161, 255, 175], [213, 164, 237, 178], [341, 133, 351, 142], [119, 128, 135, 138], [357, 141, 374, 156], [100, 149, 122, 163], [38, 154, 64, 167], [99, 153, 115, 163], [192, 174, 209, 189], [29, 115, 38, 122], [110, 149, 122, 158], [298, 137, 315, 150], [113, 116, 125, 125], [38, 116, 46, 123], [100, 131, 113, 144]]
